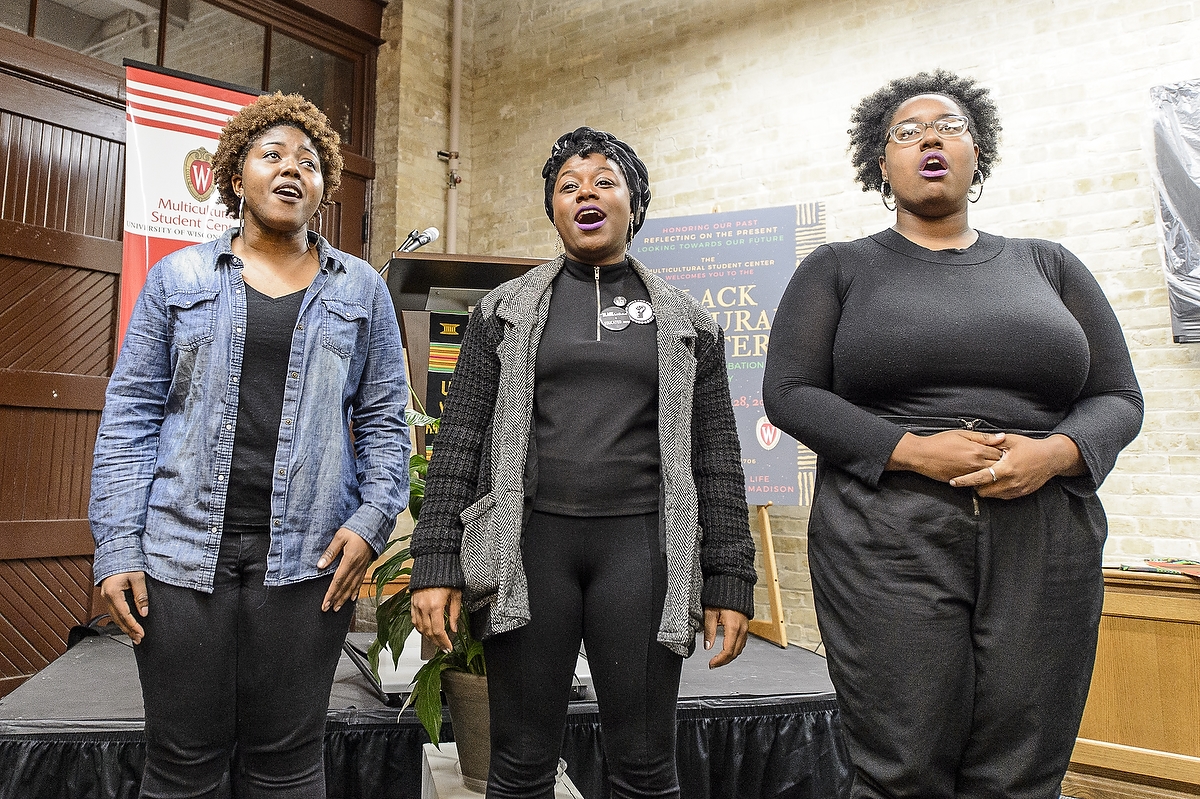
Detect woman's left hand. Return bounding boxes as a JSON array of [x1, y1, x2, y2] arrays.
[[948, 433, 1086, 499], [318, 527, 374, 612], [704, 607, 750, 669]]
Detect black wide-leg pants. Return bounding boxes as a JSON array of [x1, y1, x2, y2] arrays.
[[133, 533, 354, 799], [809, 467, 1106, 799], [483, 511, 683, 799]]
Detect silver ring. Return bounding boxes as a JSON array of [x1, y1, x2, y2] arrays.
[[988, 467, 997, 483]]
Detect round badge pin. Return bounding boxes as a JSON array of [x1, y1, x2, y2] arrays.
[[599, 305, 631, 331], [627, 299, 655, 324], [613, 296, 627, 307]]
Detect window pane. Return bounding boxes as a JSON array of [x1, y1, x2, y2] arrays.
[[164, 0, 264, 91], [34, 0, 159, 67], [269, 32, 353, 145], [0, 0, 29, 35]]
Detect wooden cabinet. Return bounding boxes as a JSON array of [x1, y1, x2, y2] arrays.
[[1066, 570, 1200, 797]]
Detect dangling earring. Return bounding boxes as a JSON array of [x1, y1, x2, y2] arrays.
[[880, 180, 896, 212], [968, 169, 985, 204], [237, 193, 245, 237], [311, 207, 324, 236], [627, 218, 635, 245]]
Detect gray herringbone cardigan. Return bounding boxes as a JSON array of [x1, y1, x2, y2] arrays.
[[410, 255, 756, 656]]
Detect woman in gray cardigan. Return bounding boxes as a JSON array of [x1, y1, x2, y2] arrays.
[[408, 127, 757, 799]]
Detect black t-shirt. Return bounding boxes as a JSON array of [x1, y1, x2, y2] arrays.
[[532, 257, 661, 515], [223, 284, 306, 533]]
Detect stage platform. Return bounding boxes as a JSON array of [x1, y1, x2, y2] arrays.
[[0, 632, 850, 799]]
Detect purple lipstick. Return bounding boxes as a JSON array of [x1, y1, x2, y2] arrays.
[[918, 152, 949, 178], [575, 205, 606, 231]]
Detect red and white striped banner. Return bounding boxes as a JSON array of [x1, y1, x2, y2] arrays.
[[120, 65, 257, 348]]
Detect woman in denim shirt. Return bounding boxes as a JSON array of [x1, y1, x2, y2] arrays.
[[89, 93, 410, 798]]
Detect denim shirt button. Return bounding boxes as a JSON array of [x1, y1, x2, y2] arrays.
[[216, 474, 225, 481], [290, 371, 299, 379], [297, 323, 305, 331], [232, 376, 239, 382], [210, 526, 218, 533], [277, 468, 286, 476], [236, 326, 243, 334], [273, 519, 282, 526], [283, 419, 292, 426]]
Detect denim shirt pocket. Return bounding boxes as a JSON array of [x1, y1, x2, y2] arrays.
[[321, 298, 369, 358], [166, 289, 219, 350]]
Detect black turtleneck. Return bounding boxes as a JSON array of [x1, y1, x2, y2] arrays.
[[532, 257, 661, 516]]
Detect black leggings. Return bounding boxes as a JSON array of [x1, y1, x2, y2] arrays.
[[133, 533, 354, 799], [484, 511, 683, 799]]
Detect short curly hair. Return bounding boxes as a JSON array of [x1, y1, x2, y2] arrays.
[[848, 69, 1001, 193], [212, 92, 343, 214]]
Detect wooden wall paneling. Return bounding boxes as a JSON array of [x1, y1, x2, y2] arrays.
[[0, 60, 122, 697], [0, 255, 118, 374], [1071, 571, 1200, 792]]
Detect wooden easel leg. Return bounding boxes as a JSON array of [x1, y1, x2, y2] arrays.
[[747, 502, 788, 648]]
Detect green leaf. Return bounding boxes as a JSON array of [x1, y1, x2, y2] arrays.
[[386, 613, 415, 669], [372, 548, 412, 594], [409, 657, 450, 745], [405, 409, 440, 430]]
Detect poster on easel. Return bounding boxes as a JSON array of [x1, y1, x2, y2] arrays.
[[630, 203, 825, 506]]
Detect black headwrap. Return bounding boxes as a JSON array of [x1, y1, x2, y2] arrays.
[[541, 126, 652, 238]]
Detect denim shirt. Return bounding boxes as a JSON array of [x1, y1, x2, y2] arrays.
[[89, 228, 411, 591]]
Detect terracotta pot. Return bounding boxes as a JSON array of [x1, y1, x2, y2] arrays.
[[441, 669, 490, 793]]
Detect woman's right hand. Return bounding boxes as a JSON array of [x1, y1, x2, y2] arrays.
[[98, 571, 149, 644], [886, 430, 1006, 483], [411, 586, 463, 653]]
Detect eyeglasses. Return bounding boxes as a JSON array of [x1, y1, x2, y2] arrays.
[[886, 115, 969, 146]]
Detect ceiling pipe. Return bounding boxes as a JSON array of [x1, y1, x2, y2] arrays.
[[445, 0, 463, 253]]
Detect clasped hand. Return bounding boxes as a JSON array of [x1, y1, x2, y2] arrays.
[[889, 430, 1084, 500]]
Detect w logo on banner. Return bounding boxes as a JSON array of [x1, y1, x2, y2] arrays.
[[184, 148, 216, 201], [756, 417, 781, 451]]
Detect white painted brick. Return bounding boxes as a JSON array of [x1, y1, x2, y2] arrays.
[[375, 0, 1200, 648]]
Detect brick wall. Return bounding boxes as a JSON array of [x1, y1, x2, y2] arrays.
[[371, 0, 473, 265], [375, 0, 1200, 648]]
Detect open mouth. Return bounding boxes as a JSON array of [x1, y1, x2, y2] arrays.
[[274, 183, 303, 200], [575, 205, 606, 231], [918, 153, 949, 178]]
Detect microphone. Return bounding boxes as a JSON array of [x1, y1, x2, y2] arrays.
[[398, 229, 421, 251], [399, 227, 440, 253]]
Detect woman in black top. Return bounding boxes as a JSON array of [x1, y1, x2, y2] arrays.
[[408, 127, 757, 799], [762, 71, 1142, 799]]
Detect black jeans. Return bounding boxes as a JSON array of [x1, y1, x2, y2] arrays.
[[810, 467, 1106, 799], [484, 511, 683, 799], [133, 533, 354, 799]]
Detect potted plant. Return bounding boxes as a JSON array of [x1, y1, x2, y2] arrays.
[[368, 408, 490, 790]]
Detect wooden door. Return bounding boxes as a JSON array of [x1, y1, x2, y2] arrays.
[[0, 35, 125, 698]]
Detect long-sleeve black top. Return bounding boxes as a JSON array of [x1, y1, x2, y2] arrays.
[[762, 229, 1143, 490]]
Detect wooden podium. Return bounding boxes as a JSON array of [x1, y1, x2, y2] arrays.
[[385, 251, 543, 453]]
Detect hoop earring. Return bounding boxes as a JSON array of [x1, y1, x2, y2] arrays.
[[311, 207, 324, 235], [968, 169, 985, 204], [237, 194, 245, 237], [880, 181, 896, 212]]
